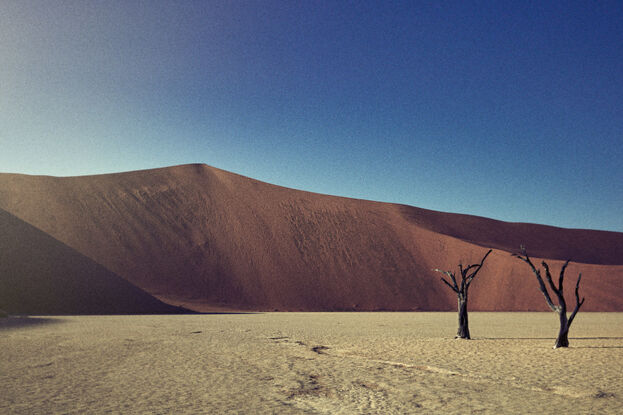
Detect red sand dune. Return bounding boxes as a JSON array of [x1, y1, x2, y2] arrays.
[[0, 163, 621, 314], [0, 208, 188, 315]]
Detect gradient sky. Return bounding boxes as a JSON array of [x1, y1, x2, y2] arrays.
[[1, 1, 622, 231]]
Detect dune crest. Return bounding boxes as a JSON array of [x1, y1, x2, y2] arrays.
[[1, 163, 621, 313]]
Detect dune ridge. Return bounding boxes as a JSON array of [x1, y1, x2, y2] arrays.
[[0, 163, 621, 314]]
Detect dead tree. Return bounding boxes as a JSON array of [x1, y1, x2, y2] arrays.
[[435, 249, 492, 339], [513, 248, 585, 348]]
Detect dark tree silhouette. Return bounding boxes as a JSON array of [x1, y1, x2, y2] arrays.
[[435, 249, 492, 339], [513, 247, 585, 348]]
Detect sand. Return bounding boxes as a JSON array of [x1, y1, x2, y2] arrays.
[[1, 164, 622, 314], [2, 312, 622, 414]]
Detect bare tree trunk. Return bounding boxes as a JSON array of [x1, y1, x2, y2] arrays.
[[457, 296, 470, 339], [555, 308, 570, 348], [514, 249, 585, 349], [555, 327, 569, 348], [435, 249, 491, 340]]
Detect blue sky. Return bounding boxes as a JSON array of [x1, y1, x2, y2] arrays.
[[1, 1, 622, 231]]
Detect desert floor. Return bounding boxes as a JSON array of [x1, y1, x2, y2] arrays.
[[1, 312, 622, 414]]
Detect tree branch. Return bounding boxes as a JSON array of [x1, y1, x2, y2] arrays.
[[463, 264, 480, 279], [541, 261, 561, 298], [439, 277, 459, 293], [514, 246, 586, 348], [558, 260, 570, 292], [567, 273, 585, 327], [513, 251, 558, 312], [465, 249, 492, 287], [435, 269, 459, 292]]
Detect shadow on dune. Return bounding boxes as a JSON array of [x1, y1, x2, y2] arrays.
[[399, 205, 623, 265], [0, 208, 192, 315], [0, 316, 65, 330], [1, 164, 622, 312], [196, 312, 262, 315]]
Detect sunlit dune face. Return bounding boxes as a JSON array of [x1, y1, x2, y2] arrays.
[[1, 164, 622, 314]]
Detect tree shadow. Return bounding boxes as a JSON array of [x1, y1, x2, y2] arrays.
[[477, 336, 623, 349], [573, 336, 623, 340], [568, 337, 623, 349], [479, 337, 553, 340], [478, 336, 623, 342], [572, 345, 623, 349]]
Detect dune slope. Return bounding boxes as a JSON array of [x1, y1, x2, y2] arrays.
[[0, 164, 621, 313], [0, 208, 188, 315]]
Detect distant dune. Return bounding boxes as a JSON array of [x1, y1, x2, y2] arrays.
[[0, 164, 621, 314]]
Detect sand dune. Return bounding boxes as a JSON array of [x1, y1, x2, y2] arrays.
[[0, 163, 621, 313], [0, 208, 187, 315]]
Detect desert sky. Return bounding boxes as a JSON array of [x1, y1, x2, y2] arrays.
[[2, 3, 622, 413], [1, 1, 622, 231]]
